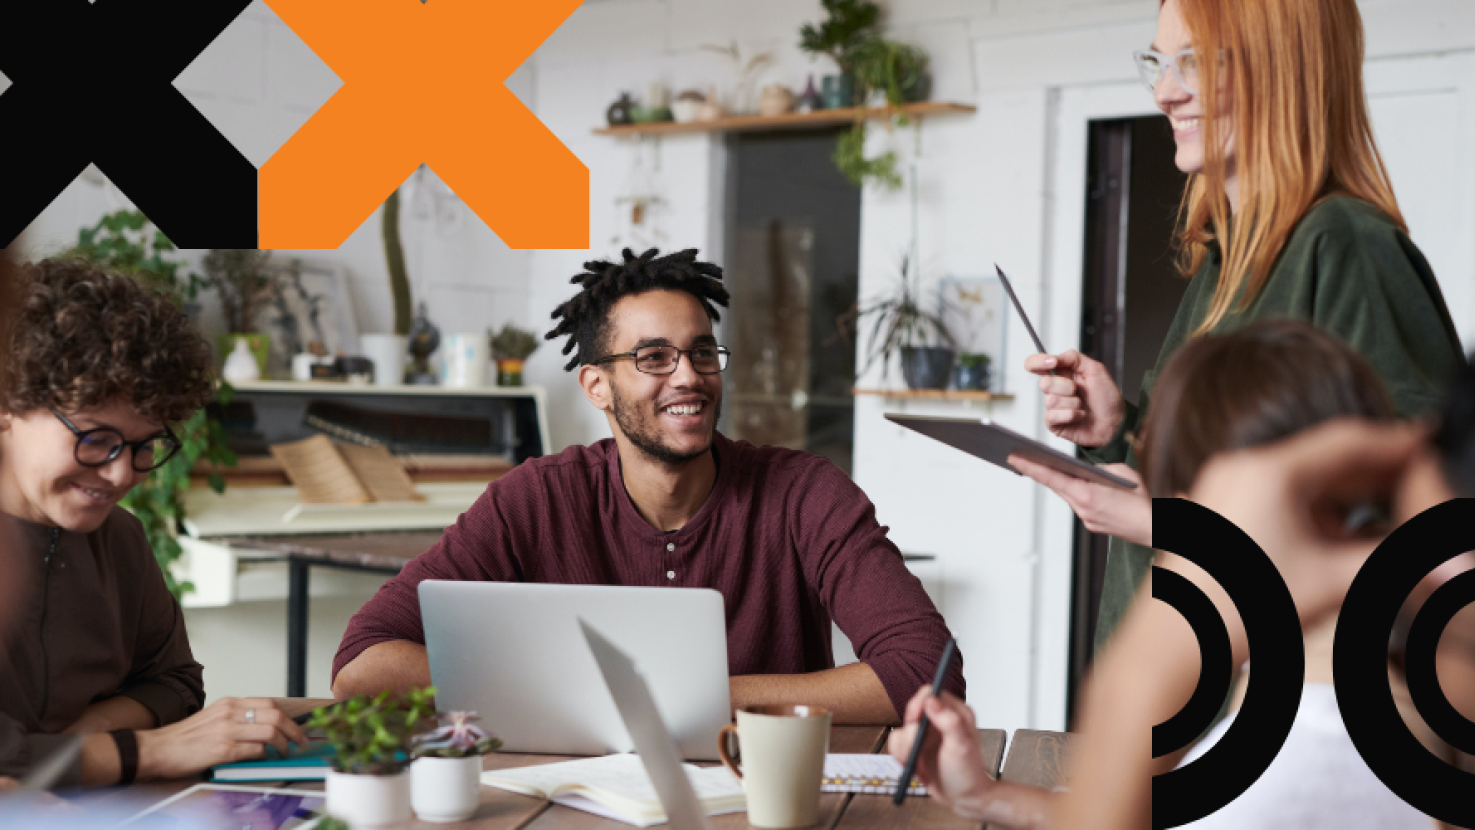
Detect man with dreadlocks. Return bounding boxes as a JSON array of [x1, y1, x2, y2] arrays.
[[333, 248, 963, 723]]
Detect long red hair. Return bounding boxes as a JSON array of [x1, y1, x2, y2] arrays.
[[1173, 0, 1404, 333]]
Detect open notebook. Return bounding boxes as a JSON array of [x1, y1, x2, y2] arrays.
[[481, 754, 743, 827]]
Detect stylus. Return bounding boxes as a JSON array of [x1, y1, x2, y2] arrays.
[[995, 265, 1054, 376], [894, 637, 958, 806]]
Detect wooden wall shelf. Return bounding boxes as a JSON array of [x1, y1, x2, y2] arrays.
[[593, 101, 976, 137], [853, 388, 1014, 403]]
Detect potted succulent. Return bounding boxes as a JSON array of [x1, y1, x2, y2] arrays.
[[954, 352, 992, 392], [410, 710, 502, 822], [362, 188, 415, 386], [489, 324, 540, 387], [853, 254, 956, 390], [198, 249, 278, 378], [307, 688, 437, 827]]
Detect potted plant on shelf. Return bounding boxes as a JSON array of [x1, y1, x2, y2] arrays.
[[198, 248, 278, 379], [489, 324, 540, 387], [799, 0, 880, 109], [410, 710, 502, 822], [362, 188, 415, 386], [853, 255, 956, 390], [307, 688, 437, 828], [954, 352, 992, 392]]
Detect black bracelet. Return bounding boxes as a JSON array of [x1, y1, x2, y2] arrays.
[[110, 729, 139, 785]]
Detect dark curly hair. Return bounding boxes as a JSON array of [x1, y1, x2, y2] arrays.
[[3, 257, 216, 425], [545, 248, 729, 371]]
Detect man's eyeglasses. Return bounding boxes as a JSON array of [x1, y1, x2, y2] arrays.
[[594, 345, 731, 375], [1132, 48, 1202, 95], [50, 408, 182, 473]]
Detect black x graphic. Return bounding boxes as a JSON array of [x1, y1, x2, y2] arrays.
[[0, 1, 257, 248]]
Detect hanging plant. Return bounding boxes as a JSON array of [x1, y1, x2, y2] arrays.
[[69, 210, 238, 600]]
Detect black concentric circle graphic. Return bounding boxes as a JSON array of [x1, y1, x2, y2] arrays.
[[1334, 499, 1475, 827], [1150, 498, 1305, 829], [1151, 567, 1233, 758]]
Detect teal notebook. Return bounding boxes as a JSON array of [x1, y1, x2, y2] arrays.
[[210, 740, 335, 782]]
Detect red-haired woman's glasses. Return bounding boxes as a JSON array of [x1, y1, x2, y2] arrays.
[[50, 408, 182, 473], [1133, 49, 1200, 95]]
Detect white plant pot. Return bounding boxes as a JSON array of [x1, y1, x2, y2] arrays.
[[325, 768, 412, 827], [411, 755, 483, 822], [360, 333, 409, 387]]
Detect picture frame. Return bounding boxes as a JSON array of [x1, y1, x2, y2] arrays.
[[939, 276, 1009, 392], [258, 259, 361, 378]]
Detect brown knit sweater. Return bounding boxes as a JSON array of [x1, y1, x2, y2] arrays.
[[335, 432, 964, 714], [0, 508, 204, 785]]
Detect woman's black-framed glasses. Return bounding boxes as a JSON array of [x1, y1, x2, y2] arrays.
[[594, 344, 731, 375], [49, 408, 182, 473]]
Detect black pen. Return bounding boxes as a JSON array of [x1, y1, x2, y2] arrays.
[[894, 636, 958, 805]]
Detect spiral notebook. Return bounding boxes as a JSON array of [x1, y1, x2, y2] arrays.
[[822, 754, 927, 796]]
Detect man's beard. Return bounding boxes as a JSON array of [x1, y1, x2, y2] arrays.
[[610, 383, 721, 467]]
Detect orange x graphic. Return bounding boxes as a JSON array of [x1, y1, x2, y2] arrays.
[[259, 0, 588, 250]]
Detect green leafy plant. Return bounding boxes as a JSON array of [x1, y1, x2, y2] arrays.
[[850, 254, 955, 380], [489, 324, 541, 362], [307, 688, 439, 775], [412, 711, 502, 759], [798, 0, 880, 79], [70, 211, 237, 600], [198, 249, 278, 335], [834, 128, 901, 189], [851, 38, 928, 110], [957, 352, 992, 369]]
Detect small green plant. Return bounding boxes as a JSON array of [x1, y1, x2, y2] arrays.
[[957, 352, 991, 369], [198, 249, 278, 335], [383, 189, 414, 336], [834, 128, 901, 189], [798, 0, 880, 80], [71, 210, 237, 600], [412, 711, 502, 759], [307, 688, 439, 775], [489, 324, 541, 362]]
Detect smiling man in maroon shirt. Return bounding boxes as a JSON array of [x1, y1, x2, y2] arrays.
[[332, 248, 963, 723]]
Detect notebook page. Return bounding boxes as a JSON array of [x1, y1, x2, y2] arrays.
[[822, 753, 927, 796]]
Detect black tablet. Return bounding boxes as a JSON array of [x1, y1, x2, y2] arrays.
[[886, 414, 1139, 491]]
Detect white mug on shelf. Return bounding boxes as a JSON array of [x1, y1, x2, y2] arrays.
[[441, 332, 489, 388], [361, 334, 408, 387]]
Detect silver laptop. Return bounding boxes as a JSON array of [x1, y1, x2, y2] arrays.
[[581, 619, 716, 830], [420, 581, 731, 760]]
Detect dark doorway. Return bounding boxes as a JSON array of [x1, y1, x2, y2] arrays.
[[1067, 115, 1192, 725], [723, 129, 862, 474]]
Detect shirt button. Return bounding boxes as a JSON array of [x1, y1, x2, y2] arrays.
[[666, 542, 675, 551], [666, 570, 676, 580]]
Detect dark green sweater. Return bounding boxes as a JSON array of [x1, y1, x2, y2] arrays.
[[1087, 196, 1465, 653]]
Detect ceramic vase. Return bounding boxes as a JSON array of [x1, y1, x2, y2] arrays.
[[360, 334, 408, 387], [900, 346, 956, 390], [606, 92, 635, 126], [217, 333, 270, 380], [221, 336, 262, 384], [325, 769, 412, 827], [411, 756, 482, 823]]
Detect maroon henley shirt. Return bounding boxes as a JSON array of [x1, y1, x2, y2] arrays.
[[334, 432, 964, 715]]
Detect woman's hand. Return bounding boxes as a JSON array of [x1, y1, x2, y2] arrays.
[[1009, 457, 1151, 546], [137, 698, 308, 781], [1024, 351, 1126, 448], [1188, 419, 1426, 626], [887, 689, 1052, 827]]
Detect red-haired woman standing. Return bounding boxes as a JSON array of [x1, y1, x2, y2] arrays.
[[1014, 0, 1465, 653]]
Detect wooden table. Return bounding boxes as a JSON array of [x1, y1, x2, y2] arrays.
[[108, 700, 1038, 829], [222, 532, 442, 696]]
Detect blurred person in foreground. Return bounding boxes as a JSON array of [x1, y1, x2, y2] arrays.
[[0, 258, 305, 789], [890, 321, 1475, 828]]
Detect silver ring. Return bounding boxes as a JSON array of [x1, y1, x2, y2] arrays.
[[245, 708, 256, 724]]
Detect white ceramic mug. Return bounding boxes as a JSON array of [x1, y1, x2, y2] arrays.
[[360, 334, 408, 387], [717, 705, 831, 828], [441, 332, 488, 388]]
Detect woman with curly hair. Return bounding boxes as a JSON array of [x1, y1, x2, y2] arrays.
[[0, 258, 306, 788]]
